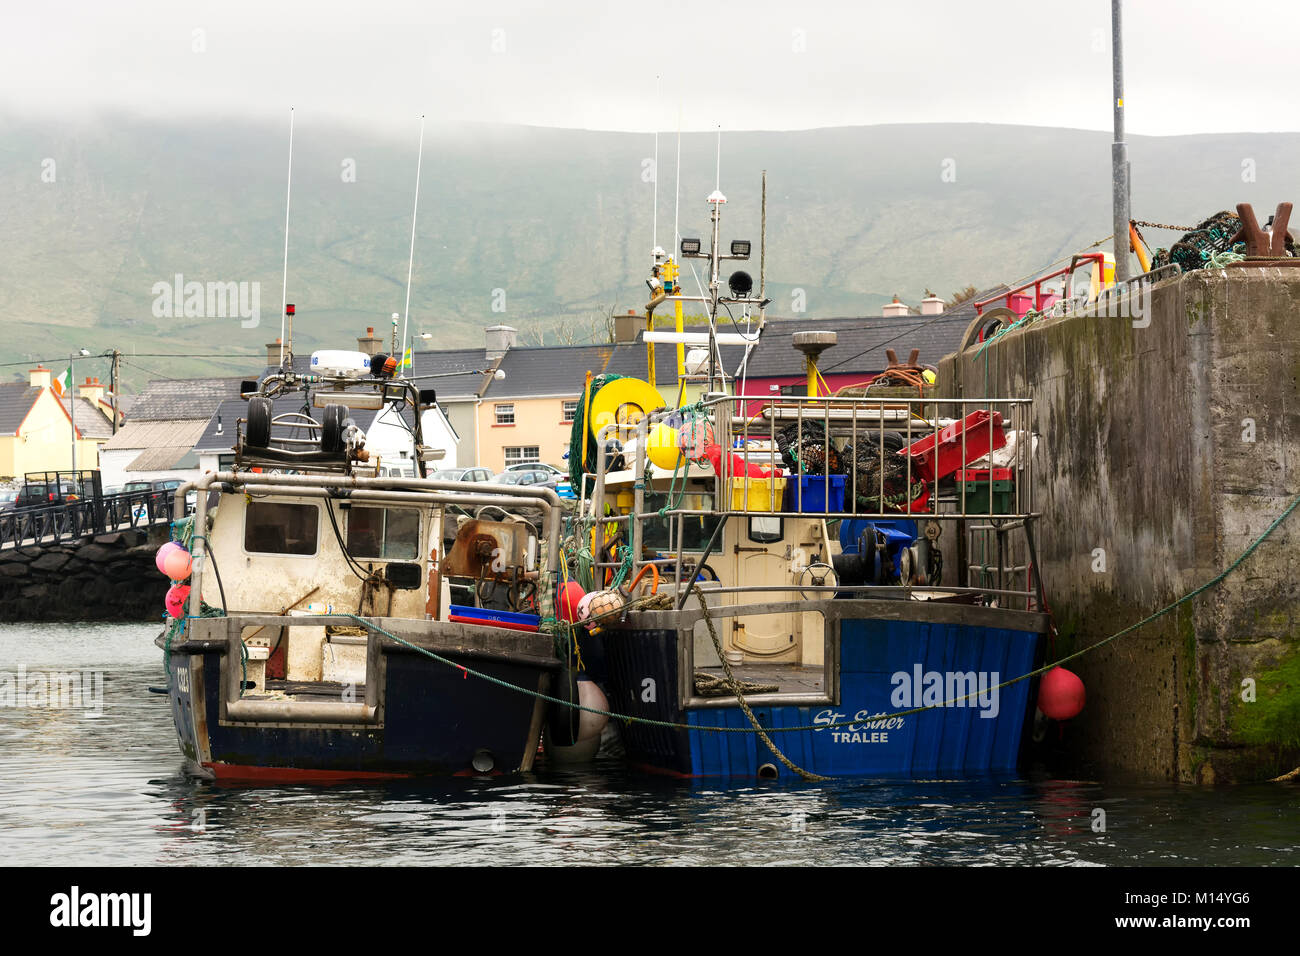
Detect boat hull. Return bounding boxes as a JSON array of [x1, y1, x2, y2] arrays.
[[599, 607, 1045, 779], [164, 641, 557, 780]]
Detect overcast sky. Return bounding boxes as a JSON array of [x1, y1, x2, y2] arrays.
[[4, 0, 1298, 135]]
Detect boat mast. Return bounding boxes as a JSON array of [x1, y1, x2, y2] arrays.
[[402, 115, 426, 373], [279, 107, 295, 369]]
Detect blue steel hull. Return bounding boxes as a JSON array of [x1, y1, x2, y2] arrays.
[[165, 645, 554, 780], [600, 613, 1043, 779]]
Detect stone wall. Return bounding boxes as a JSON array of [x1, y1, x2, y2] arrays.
[[0, 529, 171, 622], [939, 268, 1300, 783]]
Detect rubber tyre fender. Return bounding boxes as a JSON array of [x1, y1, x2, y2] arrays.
[[321, 403, 346, 454], [547, 665, 580, 749], [246, 396, 273, 448]]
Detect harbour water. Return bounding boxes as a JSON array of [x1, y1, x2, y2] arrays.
[[0, 622, 1295, 867]]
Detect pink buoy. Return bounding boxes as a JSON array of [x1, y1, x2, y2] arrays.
[[162, 546, 193, 581], [155, 541, 181, 575], [1038, 666, 1086, 720], [558, 581, 586, 622], [575, 592, 596, 623], [165, 583, 191, 619]]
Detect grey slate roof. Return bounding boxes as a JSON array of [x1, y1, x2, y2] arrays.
[[193, 395, 314, 454], [127, 377, 247, 422], [61, 397, 115, 439], [0, 384, 43, 435], [743, 312, 976, 378], [483, 344, 617, 399]]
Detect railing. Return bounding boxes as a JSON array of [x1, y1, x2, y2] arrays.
[[582, 391, 1042, 608], [0, 490, 192, 551]]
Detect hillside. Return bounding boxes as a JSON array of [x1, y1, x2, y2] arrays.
[[3, 114, 1297, 390]]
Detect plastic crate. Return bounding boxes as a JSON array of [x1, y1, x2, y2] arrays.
[[447, 605, 541, 632], [728, 476, 786, 512], [903, 409, 1006, 482], [783, 474, 846, 513], [956, 467, 1015, 514]]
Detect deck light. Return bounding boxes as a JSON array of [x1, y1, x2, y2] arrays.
[[728, 270, 753, 297], [730, 240, 751, 258], [680, 238, 701, 255]]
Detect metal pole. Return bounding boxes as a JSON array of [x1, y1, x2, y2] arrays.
[[69, 353, 76, 474], [1111, 0, 1131, 283], [110, 349, 120, 435]]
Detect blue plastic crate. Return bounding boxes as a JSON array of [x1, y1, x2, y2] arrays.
[[784, 474, 846, 513]]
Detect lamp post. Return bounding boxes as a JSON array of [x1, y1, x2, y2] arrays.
[[69, 348, 90, 475], [1111, 0, 1131, 283]]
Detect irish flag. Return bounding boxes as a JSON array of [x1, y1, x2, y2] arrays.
[[51, 367, 72, 397]]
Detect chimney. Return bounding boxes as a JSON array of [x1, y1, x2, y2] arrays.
[[29, 365, 51, 389], [613, 310, 641, 344], [919, 292, 945, 316], [484, 325, 517, 361], [357, 326, 383, 357], [79, 376, 105, 407], [882, 295, 910, 318], [265, 338, 284, 366]]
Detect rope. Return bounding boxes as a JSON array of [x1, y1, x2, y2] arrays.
[[690, 584, 829, 781], [173, 489, 1294, 743]]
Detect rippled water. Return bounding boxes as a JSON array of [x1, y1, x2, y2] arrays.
[[0, 622, 1295, 866]]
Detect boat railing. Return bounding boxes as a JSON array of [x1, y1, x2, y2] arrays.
[[581, 391, 1043, 609]]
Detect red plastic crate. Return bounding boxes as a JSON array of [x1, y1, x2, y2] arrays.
[[902, 410, 1006, 482], [955, 467, 1013, 483]]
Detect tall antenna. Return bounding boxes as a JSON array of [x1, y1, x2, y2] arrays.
[[715, 124, 721, 191], [401, 114, 427, 369], [652, 76, 660, 262], [673, 106, 682, 247], [279, 107, 295, 368]]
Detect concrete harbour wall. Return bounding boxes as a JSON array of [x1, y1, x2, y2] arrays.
[[940, 269, 1300, 783]]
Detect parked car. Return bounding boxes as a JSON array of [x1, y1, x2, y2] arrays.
[[13, 479, 79, 510], [0, 489, 17, 513], [491, 468, 560, 489], [503, 462, 565, 477], [123, 479, 185, 520], [430, 467, 495, 483]]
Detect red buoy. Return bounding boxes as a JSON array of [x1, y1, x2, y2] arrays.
[[1038, 667, 1086, 720], [558, 581, 586, 622]]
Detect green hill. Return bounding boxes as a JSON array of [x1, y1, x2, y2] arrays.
[[3, 114, 1296, 390]]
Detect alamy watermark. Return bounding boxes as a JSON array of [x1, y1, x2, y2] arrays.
[[0, 666, 104, 712], [151, 274, 260, 328], [890, 665, 1000, 719]]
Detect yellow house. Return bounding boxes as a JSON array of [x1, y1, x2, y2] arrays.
[[0, 367, 110, 481]]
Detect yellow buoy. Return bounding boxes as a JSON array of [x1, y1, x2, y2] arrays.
[[647, 423, 684, 470]]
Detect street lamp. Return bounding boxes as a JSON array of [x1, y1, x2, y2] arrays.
[[70, 348, 90, 475]]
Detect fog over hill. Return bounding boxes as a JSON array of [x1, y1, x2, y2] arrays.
[[3, 114, 1297, 387]]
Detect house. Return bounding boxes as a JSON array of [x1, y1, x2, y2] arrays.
[[476, 342, 616, 471], [0, 367, 111, 481], [98, 377, 246, 489]]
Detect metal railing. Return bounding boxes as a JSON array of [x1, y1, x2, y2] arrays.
[[0, 490, 192, 551]]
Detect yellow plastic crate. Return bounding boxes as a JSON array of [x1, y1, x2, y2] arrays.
[[728, 476, 787, 512]]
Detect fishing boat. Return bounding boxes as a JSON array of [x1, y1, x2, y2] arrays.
[[156, 344, 571, 780], [561, 186, 1053, 779]]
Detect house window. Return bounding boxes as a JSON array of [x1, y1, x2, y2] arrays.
[[562, 400, 579, 423], [495, 404, 515, 425], [504, 446, 540, 467]]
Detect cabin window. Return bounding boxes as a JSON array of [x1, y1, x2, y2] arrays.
[[495, 404, 515, 425], [244, 501, 320, 556], [346, 507, 420, 560], [639, 492, 721, 551]]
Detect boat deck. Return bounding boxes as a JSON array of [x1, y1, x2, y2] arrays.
[[694, 662, 825, 697]]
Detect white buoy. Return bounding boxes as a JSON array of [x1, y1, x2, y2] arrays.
[[547, 679, 610, 765]]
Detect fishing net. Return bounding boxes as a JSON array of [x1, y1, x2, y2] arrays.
[[775, 420, 843, 476], [1152, 210, 1241, 273], [841, 440, 928, 512]]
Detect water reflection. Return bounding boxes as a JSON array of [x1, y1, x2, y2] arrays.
[[0, 623, 1295, 866]]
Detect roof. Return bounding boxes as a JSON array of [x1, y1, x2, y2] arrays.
[[741, 313, 976, 378], [126, 446, 201, 472], [60, 397, 115, 439], [103, 418, 210, 452], [127, 377, 246, 422], [605, 335, 753, 387], [0, 384, 43, 435], [408, 348, 496, 400], [194, 395, 310, 454], [483, 344, 617, 399]]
